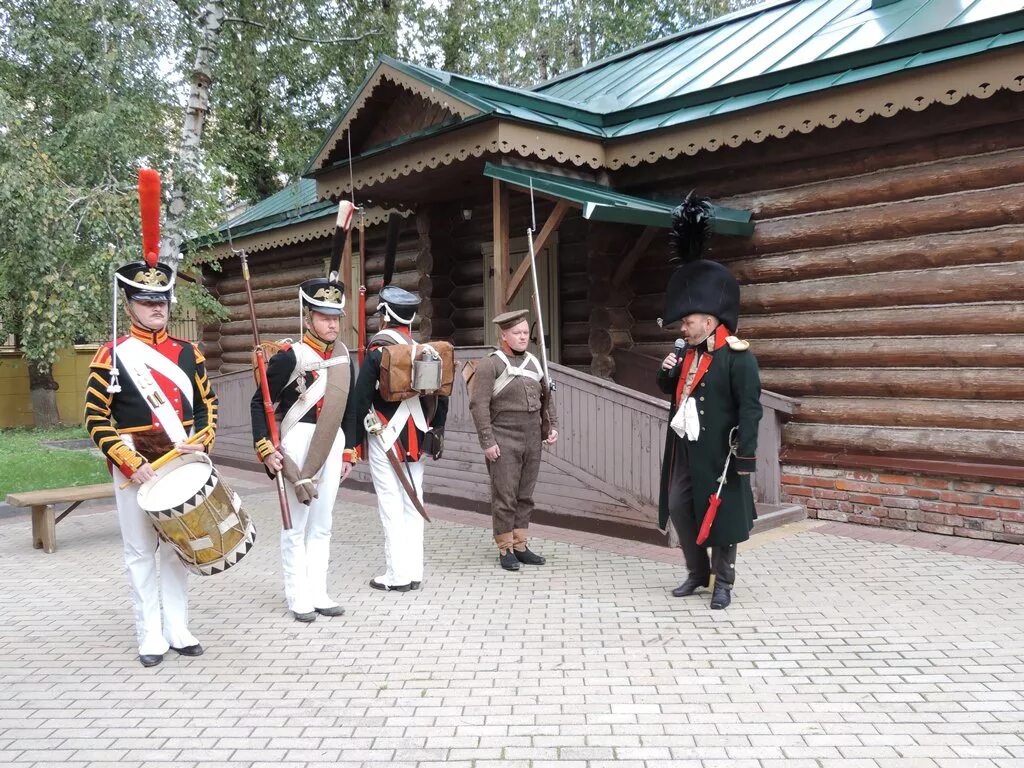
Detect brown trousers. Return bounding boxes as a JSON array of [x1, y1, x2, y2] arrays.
[[488, 411, 542, 553]]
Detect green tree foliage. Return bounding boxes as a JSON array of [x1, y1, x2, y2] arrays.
[[201, 0, 400, 202], [405, 0, 756, 87], [0, 0, 176, 365]]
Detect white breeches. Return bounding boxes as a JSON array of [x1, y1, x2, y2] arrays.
[[113, 463, 197, 656], [279, 423, 346, 613], [367, 439, 425, 586]]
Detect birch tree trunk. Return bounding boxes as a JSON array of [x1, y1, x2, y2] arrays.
[[163, 0, 226, 274]]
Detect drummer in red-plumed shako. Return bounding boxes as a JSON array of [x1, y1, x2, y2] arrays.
[[84, 169, 218, 668]]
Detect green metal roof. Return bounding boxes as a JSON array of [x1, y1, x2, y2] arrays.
[[536, 0, 1018, 115], [193, 178, 334, 250], [308, 0, 1023, 178], [482, 162, 753, 235]]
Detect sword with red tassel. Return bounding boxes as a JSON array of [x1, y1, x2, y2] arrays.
[[696, 427, 739, 546]]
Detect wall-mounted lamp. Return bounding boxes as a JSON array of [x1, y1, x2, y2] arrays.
[[461, 208, 473, 221]]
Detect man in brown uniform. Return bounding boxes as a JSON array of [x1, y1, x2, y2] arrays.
[[469, 310, 558, 571]]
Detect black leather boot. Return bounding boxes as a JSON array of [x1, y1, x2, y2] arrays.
[[514, 547, 546, 565], [671, 574, 709, 597], [710, 583, 732, 609], [499, 551, 521, 571]]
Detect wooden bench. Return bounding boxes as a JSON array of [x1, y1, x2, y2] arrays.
[[5, 484, 113, 553]]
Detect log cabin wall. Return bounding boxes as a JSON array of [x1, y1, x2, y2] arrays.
[[616, 89, 1024, 544]]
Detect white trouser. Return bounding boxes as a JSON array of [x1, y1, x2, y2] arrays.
[[367, 438, 425, 586], [113, 460, 197, 656], [279, 423, 345, 613]]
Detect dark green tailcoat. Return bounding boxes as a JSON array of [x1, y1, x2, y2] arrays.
[[657, 346, 762, 546]]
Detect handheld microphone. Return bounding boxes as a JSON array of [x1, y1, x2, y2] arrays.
[[672, 338, 686, 372]]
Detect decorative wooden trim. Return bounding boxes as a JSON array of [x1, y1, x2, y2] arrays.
[[492, 179, 510, 315], [309, 63, 482, 173], [316, 122, 606, 200], [782, 448, 1024, 484], [607, 47, 1024, 169], [198, 207, 410, 262], [505, 200, 571, 306]]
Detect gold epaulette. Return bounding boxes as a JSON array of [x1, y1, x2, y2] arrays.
[[90, 345, 113, 369], [725, 335, 750, 352]]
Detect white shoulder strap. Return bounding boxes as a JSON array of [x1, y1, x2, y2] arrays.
[[491, 350, 543, 396]]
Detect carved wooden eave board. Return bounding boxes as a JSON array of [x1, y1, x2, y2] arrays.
[[307, 62, 484, 176], [198, 207, 411, 262], [315, 120, 607, 203], [605, 47, 1024, 169]]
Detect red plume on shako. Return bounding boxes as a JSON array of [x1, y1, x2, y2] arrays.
[[106, 168, 175, 393]]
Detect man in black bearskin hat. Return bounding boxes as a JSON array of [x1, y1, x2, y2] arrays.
[[251, 277, 360, 623], [656, 199, 762, 610], [84, 169, 218, 665]]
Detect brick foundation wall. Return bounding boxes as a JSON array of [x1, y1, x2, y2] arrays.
[[781, 465, 1024, 544]]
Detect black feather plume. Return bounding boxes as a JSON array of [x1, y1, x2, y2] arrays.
[[669, 190, 713, 264]]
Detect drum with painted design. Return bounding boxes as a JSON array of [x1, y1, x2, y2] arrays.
[[137, 453, 256, 576]]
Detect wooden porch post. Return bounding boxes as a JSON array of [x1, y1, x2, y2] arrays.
[[492, 179, 510, 315], [505, 199, 571, 306]]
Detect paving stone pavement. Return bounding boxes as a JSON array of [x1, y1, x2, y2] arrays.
[[1, 466, 1023, 768]]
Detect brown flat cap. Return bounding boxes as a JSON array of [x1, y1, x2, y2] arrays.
[[492, 309, 530, 329]]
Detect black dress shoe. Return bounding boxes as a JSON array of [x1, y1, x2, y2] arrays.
[[710, 583, 732, 610], [499, 551, 521, 571], [314, 605, 346, 617], [410, 581, 421, 590], [170, 643, 204, 657], [369, 578, 411, 592], [293, 610, 317, 622], [139, 654, 163, 667], [514, 547, 546, 565], [671, 574, 709, 597]]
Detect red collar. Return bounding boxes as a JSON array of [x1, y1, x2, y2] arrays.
[[129, 325, 168, 346]]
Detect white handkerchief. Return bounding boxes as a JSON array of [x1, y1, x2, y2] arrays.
[[670, 396, 701, 441]]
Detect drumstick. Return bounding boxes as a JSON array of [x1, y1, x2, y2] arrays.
[[119, 426, 212, 489]]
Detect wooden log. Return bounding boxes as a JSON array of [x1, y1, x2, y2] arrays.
[[452, 306, 486, 327], [561, 322, 591, 345], [590, 354, 615, 380], [713, 183, 1024, 258], [560, 272, 590, 300], [224, 299, 297, 322], [720, 148, 1024, 221], [783, 423, 1024, 464], [452, 327, 485, 347], [727, 225, 1024, 284], [215, 262, 323, 294], [418, 297, 453, 321], [419, 317, 455, 339], [222, 350, 257, 367], [561, 344, 594, 366], [739, 302, 1024, 339], [451, 259, 484, 284], [219, 285, 299, 307], [562, 299, 591, 323], [450, 283, 485, 309], [219, 318, 299, 343], [759, 367, 1024, 400], [419, 274, 455, 299], [753, 335, 1024, 369], [365, 270, 420, 293], [364, 248, 418, 275], [617, 96, 1024, 196], [743, 262, 1024, 314], [793, 396, 1024, 431]]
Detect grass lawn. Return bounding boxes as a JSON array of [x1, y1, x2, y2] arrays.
[[0, 426, 110, 498]]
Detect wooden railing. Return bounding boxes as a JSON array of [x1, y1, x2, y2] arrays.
[[210, 346, 798, 525]]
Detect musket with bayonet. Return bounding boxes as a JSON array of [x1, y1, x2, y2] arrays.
[[526, 180, 555, 398]]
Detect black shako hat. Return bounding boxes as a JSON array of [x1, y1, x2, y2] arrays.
[[659, 259, 740, 333], [300, 278, 346, 316], [377, 285, 420, 325], [116, 261, 174, 303]]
